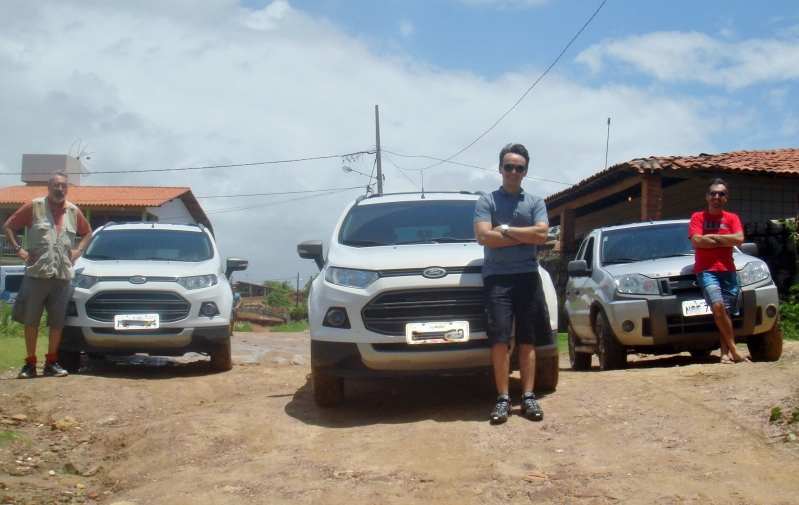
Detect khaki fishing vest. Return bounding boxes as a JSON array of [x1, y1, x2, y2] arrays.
[[25, 197, 78, 280]]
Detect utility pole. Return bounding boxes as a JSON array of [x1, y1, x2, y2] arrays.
[[375, 105, 384, 196], [605, 117, 611, 170]]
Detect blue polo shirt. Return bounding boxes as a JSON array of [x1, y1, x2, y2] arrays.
[[474, 187, 549, 277]]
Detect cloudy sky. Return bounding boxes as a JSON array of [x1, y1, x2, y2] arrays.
[[1, 0, 797, 284]]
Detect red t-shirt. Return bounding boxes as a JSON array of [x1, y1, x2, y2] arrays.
[[689, 210, 743, 273], [4, 199, 91, 236]]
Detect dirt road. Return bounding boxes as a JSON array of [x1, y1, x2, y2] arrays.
[[1, 332, 798, 505]]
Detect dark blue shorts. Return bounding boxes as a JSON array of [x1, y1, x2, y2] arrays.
[[696, 270, 740, 316], [483, 272, 552, 347]]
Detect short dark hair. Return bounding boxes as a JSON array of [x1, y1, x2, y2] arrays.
[[498, 143, 530, 167], [707, 178, 727, 192]]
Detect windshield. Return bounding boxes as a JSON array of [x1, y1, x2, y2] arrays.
[[338, 200, 477, 247], [601, 223, 693, 264], [84, 229, 214, 262]]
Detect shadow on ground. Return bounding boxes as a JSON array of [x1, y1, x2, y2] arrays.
[[67, 354, 224, 380]]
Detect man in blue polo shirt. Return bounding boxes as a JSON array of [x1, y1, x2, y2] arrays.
[[474, 143, 551, 424]]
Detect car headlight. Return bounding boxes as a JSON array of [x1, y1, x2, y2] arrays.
[[615, 274, 660, 295], [71, 274, 99, 289], [738, 261, 770, 286], [177, 274, 218, 290], [325, 267, 379, 289]]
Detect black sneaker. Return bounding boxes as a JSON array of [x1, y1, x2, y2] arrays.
[[490, 396, 512, 424], [17, 363, 37, 379], [43, 362, 68, 377], [521, 393, 544, 421]]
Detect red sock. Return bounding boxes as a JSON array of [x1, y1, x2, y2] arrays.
[[45, 353, 57, 364], [25, 356, 37, 365]]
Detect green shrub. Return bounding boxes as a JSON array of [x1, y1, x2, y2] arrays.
[[267, 291, 293, 308], [0, 304, 25, 339], [289, 305, 308, 321], [233, 321, 254, 332], [271, 321, 309, 332], [779, 284, 799, 340]]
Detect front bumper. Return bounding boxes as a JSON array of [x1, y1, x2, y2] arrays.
[[60, 325, 230, 356]]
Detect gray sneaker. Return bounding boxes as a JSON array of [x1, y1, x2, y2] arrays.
[[521, 393, 543, 421], [490, 396, 512, 424], [17, 363, 37, 379], [43, 362, 68, 377]]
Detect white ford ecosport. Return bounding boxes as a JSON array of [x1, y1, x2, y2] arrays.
[[60, 222, 248, 372], [297, 192, 560, 406]]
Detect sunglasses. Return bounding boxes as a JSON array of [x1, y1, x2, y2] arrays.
[[707, 191, 727, 197], [502, 163, 527, 174]]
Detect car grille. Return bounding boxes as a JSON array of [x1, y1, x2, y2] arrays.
[[85, 291, 191, 323], [378, 266, 482, 278], [362, 288, 485, 336]]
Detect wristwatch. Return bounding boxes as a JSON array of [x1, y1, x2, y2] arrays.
[[13, 245, 22, 252], [500, 224, 509, 236]]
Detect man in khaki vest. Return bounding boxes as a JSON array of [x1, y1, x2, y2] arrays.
[[3, 171, 92, 378]]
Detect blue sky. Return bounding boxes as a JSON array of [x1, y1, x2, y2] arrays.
[[1, 0, 797, 282]]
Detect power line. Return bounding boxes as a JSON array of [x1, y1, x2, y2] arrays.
[[203, 187, 359, 215], [196, 186, 364, 199], [417, 0, 608, 170], [0, 150, 375, 176]]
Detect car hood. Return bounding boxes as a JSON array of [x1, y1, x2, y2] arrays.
[[327, 242, 484, 271], [602, 253, 760, 278], [74, 258, 223, 277]]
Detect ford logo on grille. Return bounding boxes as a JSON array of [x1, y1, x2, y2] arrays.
[[422, 267, 447, 279], [129, 276, 147, 284]]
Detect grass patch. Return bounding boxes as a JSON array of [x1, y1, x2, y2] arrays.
[[233, 321, 254, 332], [271, 321, 309, 332], [557, 332, 567, 355], [0, 304, 50, 372], [0, 429, 24, 446]]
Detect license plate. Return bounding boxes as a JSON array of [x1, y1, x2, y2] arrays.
[[406, 321, 469, 345], [114, 313, 160, 330], [682, 299, 712, 317]]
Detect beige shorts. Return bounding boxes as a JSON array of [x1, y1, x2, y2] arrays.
[[11, 276, 71, 329]]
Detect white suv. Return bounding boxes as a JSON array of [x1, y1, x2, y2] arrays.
[[298, 192, 560, 406], [61, 222, 247, 372]]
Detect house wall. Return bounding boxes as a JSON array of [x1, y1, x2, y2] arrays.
[[147, 198, 196, 225]]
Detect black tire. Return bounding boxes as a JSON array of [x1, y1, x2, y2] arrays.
[[595, 311, 626, 370], [689, 350, 713, 358], [58, 349, 82, 373], [311, 365, 344, 407], [747, 317, 783, 362], [568, 322, 592, 371], [534, 351, 559, 392], [210, 338, 233, 371]]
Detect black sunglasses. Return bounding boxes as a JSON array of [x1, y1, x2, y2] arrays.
[[708, 191, 727, 197], [502, 163, 527, 174]]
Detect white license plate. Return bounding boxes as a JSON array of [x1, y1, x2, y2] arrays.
[[114, 313, 160, 330], [406, 321, 470, 345], [682, 299, 712, 317]]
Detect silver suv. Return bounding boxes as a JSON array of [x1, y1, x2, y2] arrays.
[[60, 222, 248, 372], [298, 192, 560, 406], [565, 220, 781, 370]]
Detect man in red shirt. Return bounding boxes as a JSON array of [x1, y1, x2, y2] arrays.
[[3, 171, 92, 378], [689, 178, 747, 364]]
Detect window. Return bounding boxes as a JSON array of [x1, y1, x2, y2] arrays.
[[84, 229, 213, 262]]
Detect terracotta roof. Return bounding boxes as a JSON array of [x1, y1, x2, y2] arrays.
[[546, 148, 799, 205], [0, 185, 191, 206]]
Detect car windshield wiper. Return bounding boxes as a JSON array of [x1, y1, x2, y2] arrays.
[[654, 253, 694, 259], [603, 258, 639, 264], [83, 254, 118, 260], [144, 256, 176, 261], [341, 240, 387, 247], [396, 237, 475, 245]]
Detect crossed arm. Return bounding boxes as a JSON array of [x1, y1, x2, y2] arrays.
[[690, 231, 744, 249], [474, 221, 549, 248]]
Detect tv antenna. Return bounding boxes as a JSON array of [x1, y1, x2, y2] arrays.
[[69, 139, 94, 176]]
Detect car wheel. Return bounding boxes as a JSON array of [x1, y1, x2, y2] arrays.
[[311, 365, 344, 407], [58, 349, 82, 373], [534, 350, 559, 392], [210, 338, 233, 371], [595, 311, 626, 370], [568, 322, 592, 371], [747, 317, 783, 362]]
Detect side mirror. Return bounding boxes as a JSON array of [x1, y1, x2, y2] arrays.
[[740, 242, 758, 256], [568, 259, 588, 277], [225, 258, 248, 279], [298, 240, 324, 271]]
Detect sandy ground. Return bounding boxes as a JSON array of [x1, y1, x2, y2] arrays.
[[1, 331, 798, 505]]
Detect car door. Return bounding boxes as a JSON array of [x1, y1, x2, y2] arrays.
[[566, 234, 596, 337]]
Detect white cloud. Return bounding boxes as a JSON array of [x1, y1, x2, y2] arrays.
[[399, 20, 414, 38], [449, 0, 550, 7], [0, 0, 734, 281], [575, 29, 799, 89]]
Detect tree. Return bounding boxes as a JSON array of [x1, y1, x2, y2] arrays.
[[267, 291, 293, 308]]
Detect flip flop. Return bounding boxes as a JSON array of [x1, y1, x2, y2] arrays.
[[733, 357, 752, 364]]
